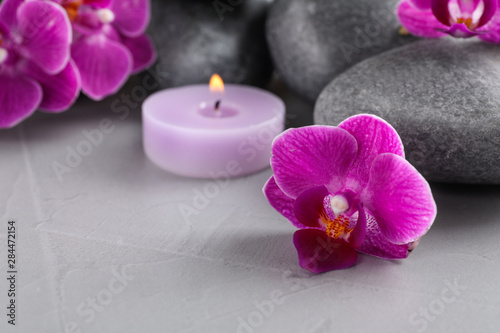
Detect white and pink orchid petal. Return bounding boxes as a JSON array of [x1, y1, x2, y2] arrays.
[[271, 126, 357, 199], [361, 153, 437, 245]]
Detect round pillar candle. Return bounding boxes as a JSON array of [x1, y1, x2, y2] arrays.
[[142, 77, 285, 178]]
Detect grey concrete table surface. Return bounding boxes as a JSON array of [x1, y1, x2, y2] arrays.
[[0, 77, 499, 333]]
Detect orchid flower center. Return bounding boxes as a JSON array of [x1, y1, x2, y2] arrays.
[[448, 0, 484, 30], [330, 195, 349, 215], [321, 194, 356, 240], [455, 17, 475, 29]]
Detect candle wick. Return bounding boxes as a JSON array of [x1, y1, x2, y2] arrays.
[[215, 100, 221, 112]]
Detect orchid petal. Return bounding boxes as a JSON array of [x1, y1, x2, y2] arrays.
[[348, 204, 367, 248], [409, 0, 432, 10], [263, 176, 306, 229], [431, 0, 453, 26], [72, 34, 132, 101], [17, 1, 71, 74], [293, 229, 358, 273], [476, 0, 497, 28], [0, 73, 41, 128], [110, 0, 150, 37], [73, 11, 103, 34], [361, 153, 437, 245], [121, 34, 156, 73], [478, 9, 500, 43], [271, 126, 357, 199], [102, 24, 121, 42], [339, 114, 405, 192], [0, 21, 11, 43], [293, 186, 330, 229], [397, 0, 449, 38], [357, 210, 414, 259], [83, 0, 112, 7], [25, 60, 81, 112], [457, 0, 481, 16], [0, 0, 23, 29]]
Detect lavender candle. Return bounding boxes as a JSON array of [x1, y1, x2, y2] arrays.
[[142, 75, 285, 178]]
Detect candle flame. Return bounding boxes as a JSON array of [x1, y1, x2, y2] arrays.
[[209, 74, 225, 93]]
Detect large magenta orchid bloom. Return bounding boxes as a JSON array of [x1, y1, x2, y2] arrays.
[[264, 115, 437, 273], [55, 0, 156, 100], [398, 0, 500, 42], [0, 0, 80, 128]]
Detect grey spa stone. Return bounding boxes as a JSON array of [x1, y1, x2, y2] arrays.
[[266, 0, 415, 102], [315, 39, 500, 184]]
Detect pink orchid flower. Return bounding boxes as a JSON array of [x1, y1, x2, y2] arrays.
[[56, 0, 156, 100], [264, 114, 437, 273], [398, 0, 500, 42], [0, 0, 80, 128]]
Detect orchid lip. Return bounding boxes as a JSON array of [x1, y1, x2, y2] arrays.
[[321, 193, 357, 241], [0, 48, 7, 64], [455, 17, 477, 30], [325, 215, 355, 240], [436, 22, 486, 37]]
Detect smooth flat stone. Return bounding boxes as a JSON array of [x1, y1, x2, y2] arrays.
[[315, 38, 500, 184], [266, 0, 415, 102]]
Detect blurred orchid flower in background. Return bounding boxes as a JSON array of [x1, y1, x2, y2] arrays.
[[56, 0, 156, 100], [0, 0, 156, 128], [0, 0, 80, 128], [398, 0, 500, 43], [264, 114, 437, 273]]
